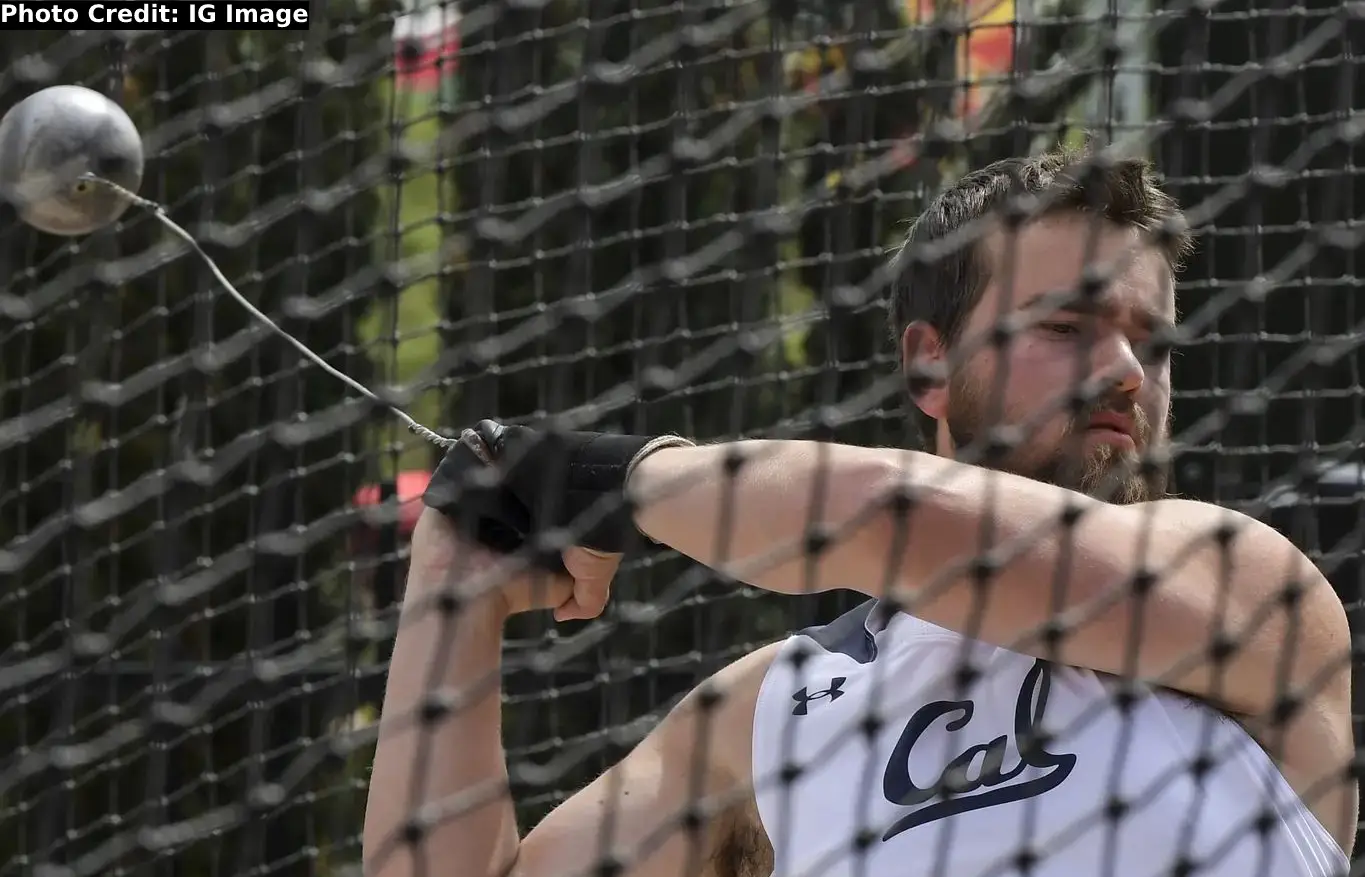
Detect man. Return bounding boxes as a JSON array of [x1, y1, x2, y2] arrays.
[[364, 149, 1356, 877]]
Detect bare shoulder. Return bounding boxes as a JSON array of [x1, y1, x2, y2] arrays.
[[1141, 499, 1356, 852], [1132, 497, 1339, 626], [1138, 497, 1348, 706], [656, 641, 786, 877], [514, 641, 783, 877], [1139, 496, 1307, 551], [669, 640, 785, 787]]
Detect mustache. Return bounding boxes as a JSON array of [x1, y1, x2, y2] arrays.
[[1068, 394, 1152, 445]]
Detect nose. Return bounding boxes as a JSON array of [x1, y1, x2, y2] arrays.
[[1090, 332, 1144, 397]]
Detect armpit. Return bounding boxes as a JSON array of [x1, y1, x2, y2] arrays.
[[708, 798, 773, 877]]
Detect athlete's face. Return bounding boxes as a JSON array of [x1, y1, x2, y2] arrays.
[[908, 214, 1175, 503]]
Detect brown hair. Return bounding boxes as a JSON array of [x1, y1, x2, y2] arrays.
[[888, 146, 1194, 451]]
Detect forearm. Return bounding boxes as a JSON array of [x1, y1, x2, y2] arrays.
[[627, 439, 1304, 700], [630, 440, 934, 594], [363, 577, 519, 877], [629, 438, 1133, 606]]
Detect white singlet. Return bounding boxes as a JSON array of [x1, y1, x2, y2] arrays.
[[751, 600, 1348, 877]]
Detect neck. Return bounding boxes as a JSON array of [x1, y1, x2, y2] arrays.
[[935, 423, 956, 460]]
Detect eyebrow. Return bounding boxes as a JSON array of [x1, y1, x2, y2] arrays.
[[1018, 290, 1178, 338]]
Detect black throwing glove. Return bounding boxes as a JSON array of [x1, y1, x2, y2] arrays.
[[422, 419, 692, 570]]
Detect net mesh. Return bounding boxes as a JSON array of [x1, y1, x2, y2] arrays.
[[0, 2, 1361, 876]]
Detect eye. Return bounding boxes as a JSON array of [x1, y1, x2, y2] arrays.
[[72, 180, 92, 195], [1040, 321, 1081, 337]]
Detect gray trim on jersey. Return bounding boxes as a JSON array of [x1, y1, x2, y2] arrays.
[[794, 599, 896, 664]]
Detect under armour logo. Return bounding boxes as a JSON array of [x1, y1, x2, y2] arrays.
[[792, 677, 847, 715]]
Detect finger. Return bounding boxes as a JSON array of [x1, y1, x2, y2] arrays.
[[552, 594, 587, 623]]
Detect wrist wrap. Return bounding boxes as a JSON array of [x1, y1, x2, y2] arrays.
[[422, 419, 692, 564]]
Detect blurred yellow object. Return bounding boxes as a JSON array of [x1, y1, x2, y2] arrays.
[[784, 43, 849, 91]]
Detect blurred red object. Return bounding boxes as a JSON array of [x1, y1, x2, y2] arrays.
[[394, 5, 461, 91], [353, 469, 432, 538]]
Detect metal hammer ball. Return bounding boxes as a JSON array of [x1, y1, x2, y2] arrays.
[[0, 85, 144, 237]]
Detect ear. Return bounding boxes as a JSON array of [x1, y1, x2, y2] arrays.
[[901, 321, 948, 420]]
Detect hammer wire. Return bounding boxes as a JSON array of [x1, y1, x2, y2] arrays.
[[87, 174, 459, 450]]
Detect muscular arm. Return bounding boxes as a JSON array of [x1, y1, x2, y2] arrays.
[[628, 441, 1350, 725], [631, 441, 1358, 849], [363, 514, 775, 877], [363, 581, 520, 877]]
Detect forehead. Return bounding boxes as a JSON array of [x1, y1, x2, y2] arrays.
[[970, 213, 1176, 323]]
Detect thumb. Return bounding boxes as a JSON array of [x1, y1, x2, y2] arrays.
[[561, 546, 622, 580], [550, 578, 607, 622], [574, 575, 611, 618], [557, 548, 618, 621]]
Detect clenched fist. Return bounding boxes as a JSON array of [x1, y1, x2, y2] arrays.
[[409, 506, 623, 622]]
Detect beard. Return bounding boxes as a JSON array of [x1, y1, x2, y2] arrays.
[[943, 369, 1168, 504]]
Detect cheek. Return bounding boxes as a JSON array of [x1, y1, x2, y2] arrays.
[[967, 349, 1075, 445], [1142, 363, 1172, 413], [1003, 340, 1080, 410], [1144, 352, 1171, 383], [978, 338, 1057, 392]]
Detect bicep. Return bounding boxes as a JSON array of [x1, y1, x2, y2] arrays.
[[901, 497, 1348, 717], [515, 644, 777, 877], [1079, 501, 1349, 718]]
